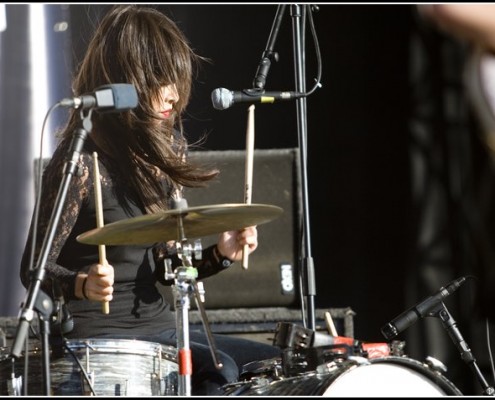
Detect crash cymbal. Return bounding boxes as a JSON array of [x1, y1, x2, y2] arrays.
[[76, 203, 283, 245]]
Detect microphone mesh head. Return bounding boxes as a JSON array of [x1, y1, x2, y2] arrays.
[[211, 88, 232, 110], [111, 83, 138, 110], [95, 83, 138, 113]]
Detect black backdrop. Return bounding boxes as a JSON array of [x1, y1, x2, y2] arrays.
[[68, 4, 413, 342]]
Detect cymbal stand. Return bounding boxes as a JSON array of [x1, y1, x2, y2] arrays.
[[166, 198, 223, 396]]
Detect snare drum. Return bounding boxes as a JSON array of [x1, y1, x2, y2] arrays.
[[0, 338, 178, 396], [223, 356, 463, 396]]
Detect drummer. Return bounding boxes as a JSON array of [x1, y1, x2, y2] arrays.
[[19, 5, 281, 396]]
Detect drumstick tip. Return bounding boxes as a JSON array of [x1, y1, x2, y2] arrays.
[[325, 311, 338, 337], [242, 244, 249, 270]]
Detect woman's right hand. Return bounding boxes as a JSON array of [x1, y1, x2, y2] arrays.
[[76, 263, 114, 301]]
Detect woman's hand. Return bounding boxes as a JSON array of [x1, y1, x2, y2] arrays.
[[76, 262, 114, 301], [216, 226, 258, 261]]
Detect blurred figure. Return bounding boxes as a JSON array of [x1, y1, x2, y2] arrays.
[[419, 4, 495, 52], [419, 4, 495, 324]]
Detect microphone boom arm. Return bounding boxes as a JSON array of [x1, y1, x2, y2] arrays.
[[252, 4, 287, 90]]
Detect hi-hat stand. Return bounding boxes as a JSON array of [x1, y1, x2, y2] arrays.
[[165, 197, 223, 396]]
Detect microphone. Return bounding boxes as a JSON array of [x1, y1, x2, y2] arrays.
[[381, 276, 467, 340], [59, 83, 138, 113], [211, 87, 304, 110]]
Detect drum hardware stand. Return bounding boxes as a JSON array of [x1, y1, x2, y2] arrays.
[[252, 4, 321, 331], [166, 197, 224, 396], [7, 290, 54, 396], [83, 344, 95, 396], [10, 109, 94, 395], [428, 302, 495, 396], [57, 341, 96, 396]]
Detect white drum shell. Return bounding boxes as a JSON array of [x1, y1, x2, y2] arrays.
[[224, 356, 462, 397], [0, 338, 178, 396]]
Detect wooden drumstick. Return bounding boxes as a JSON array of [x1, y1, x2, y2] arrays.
[[93, 152, 110, 314], [325, 311, 338, 337], [242, 105, 255, 270]]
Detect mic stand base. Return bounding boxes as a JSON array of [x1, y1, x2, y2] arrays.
[[38, 299, 52, 396], [11, 290, 53, 396], [434, 302, 494, 396]]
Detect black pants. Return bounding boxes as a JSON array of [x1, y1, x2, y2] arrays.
[[100, 328, 282, 396]]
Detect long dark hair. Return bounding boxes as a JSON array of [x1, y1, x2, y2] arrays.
[[61, 5, 218, 213]]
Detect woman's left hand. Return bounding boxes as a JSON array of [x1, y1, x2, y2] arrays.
[[216, 226, 258, 261]]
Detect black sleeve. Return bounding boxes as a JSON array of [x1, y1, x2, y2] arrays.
[[20, 143, 93, 301]]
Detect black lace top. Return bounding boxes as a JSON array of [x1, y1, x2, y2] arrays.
[[20, 137, 225, 338]]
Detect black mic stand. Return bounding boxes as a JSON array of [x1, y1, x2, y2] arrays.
[[253, 4, 318, 331], [289, 4, 317, 331], [10, 109, 94, 395], [432, 302, 494, 396]]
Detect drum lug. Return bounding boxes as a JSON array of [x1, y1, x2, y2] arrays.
[[347, 355, 371, 365], [424, 356, 448, 374], [81, 371, 94, 396], [7, 374, 23, 396], [221, 377, 270, 396], [151, 373, 160, 395]]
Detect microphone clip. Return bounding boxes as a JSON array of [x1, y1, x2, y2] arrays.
[[51, 280, 74, 336], [381, 276, 467, 340], [253, 51, 279, 90], [242, 88, 269, 98]]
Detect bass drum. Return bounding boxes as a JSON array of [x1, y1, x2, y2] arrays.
[[224, 356, 463, 397], [0, 338, 178, 396]]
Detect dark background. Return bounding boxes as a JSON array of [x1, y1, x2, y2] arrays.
[[28, 3, 495, 395]]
